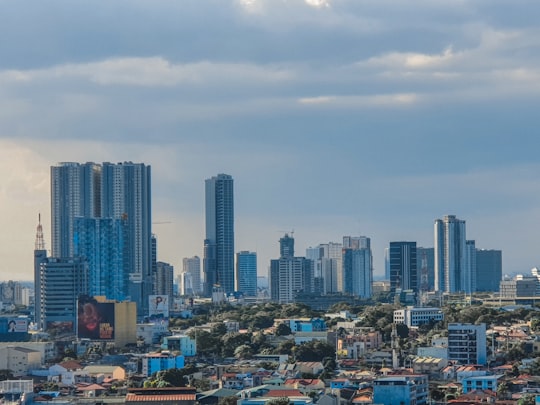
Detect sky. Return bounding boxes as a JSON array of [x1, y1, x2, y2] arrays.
[[1, 0, 540, 282]]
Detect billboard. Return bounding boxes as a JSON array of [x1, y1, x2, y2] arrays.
[[77, 296, 115, 340], [149, 295, 169, 318], [1, 317, 29, 333]]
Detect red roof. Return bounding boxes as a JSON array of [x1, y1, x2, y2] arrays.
[[266, 389, 304, 397], [126, 393, 196, 402]]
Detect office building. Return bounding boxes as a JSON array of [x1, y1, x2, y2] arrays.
[[306, 242, 342, 294], [50, 162, 152, 313], [476, 249, 502, 292], [394, 307, 444, 328], [389, 241, 417, 294], [448, 323, 487, 365], [463, 240, 476, 294], [342, 236, 372, 299], [236, 251, 257, 296], [270, 234, 313, 303], [38, 257, 89, 332], [203, 174, 234, 295], [434, 215, 466, 293], [499, 277, 537, 298], [417, 247, 434, 292], [182, 256, 201, 295], [155, 262, 174, 302], [373, 374, 428, 405]]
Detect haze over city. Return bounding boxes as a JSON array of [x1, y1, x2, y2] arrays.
[[1, 0, 540, 281]]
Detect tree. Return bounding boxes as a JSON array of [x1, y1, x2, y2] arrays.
[[234, 344, 254, 359], [219, 396, 240, 405], [275, 322, 292, 336], [518, 394, 535, 405], [295, 340, 335, 362]]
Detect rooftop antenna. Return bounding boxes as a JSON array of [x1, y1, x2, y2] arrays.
[[35, 213, 45, 251]]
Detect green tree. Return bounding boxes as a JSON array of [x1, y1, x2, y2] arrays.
[[518, 394, 535, 405], [234, 344, 254, 359], [219, 396, 240, 405], [275, 323, 292, 336], [295, 340, 335, 362]]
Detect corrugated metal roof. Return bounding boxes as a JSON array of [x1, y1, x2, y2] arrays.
[[125, 393, 196, 402]]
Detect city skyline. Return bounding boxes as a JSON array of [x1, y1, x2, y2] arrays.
[[1, 1, 540, 281]]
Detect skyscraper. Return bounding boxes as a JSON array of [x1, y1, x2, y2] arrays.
[[270, 233, 313, 303], [416, 247, 435, 292], [50, 162, 101, 258], [236, 251, 257, 296], [182, 256, 201, 295], [476, 249, 502, 292], [389, 242, 417, 294], [342, 236, 372, 299], [204, 174, 234, 295], [50, 162, 152, 313], [434, 215, 466, 293]]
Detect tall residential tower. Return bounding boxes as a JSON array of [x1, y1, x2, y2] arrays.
[[50, 162, 152, 313], [203, 174, 234, 295]]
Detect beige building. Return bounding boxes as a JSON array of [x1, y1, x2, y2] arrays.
[[94, 296, 137, 347], [0, 341, 55, 362], [0, 347, 42, 376]]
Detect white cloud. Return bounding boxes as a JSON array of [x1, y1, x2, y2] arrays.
[[0, 57, 294, 88]]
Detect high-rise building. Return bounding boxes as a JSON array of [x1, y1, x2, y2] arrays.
[[270, 234, 313, 303], [38, 257, 89, 332], [50, 162, 152, 313], [306, 242, 342, 294], [463, 240, 477, 294], [389, 242, 417, 294], [342, 236, 372, 299], [34, 214, 47, 328], [476, 249, 502, 292], [204, 174, 234, 295], [236, 251, 257, 296], [50, 162, 101, 258], [416, 247, 435, 292], [279, 233, 295, 259], [155, 261, 174, 302], [73, 217, 129, 301], [182, 256, 201, 295], [434, 215, 467, 293], [100, 162, 152, 310]]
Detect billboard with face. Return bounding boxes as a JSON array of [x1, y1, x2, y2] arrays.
[[2, 317, 29, 333], [149, 295, 169, 318], [77, 295, 115, 340]]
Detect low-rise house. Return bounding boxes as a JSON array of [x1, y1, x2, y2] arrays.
[[461, 375, 504, 394], [412, 357, 447, 376], [295, 362, 325, 376], [79, 365, 126, 384], [284, 378, 325, 394], [237, 388, 313, 405], [125, 387, 196, 405], [162, 335, 197, 356], [142, 351, 185, 377]]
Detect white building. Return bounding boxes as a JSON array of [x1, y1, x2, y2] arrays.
[[182, 256, 201, 295], [393, 307, 444, 328], [448, 323, 487, 365], [434, 215, 467, 293]]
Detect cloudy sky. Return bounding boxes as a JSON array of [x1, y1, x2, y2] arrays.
[[1, 0, 539, 282]]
